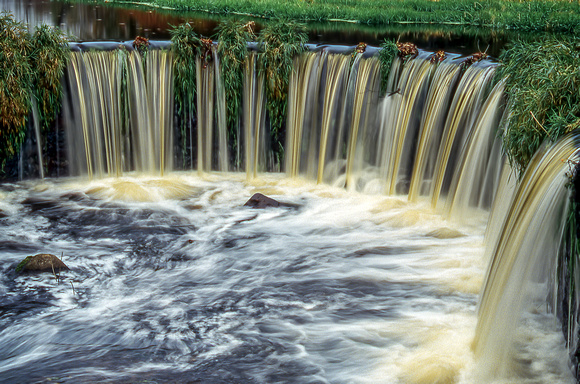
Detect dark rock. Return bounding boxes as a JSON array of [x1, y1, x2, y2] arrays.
[[244, 193, 297, 209], [0, 209, 7, 219], [16, 254, 69, 273]]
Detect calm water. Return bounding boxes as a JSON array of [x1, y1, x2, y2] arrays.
[[0, 0, 541, 56], [0, 174, 573, 383]]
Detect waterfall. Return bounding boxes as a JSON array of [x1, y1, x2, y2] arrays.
[[473, 131, 580, 378], [65, 49, 173, 177], [58, 45, 580, 379]]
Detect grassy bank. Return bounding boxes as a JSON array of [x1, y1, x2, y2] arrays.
[[495, 36, 580, 175], [72, 0, 580, 33]]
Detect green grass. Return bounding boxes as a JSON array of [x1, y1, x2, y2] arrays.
[[0, 13, 69, 172], [216, 19, 256, 153], [495, 36, 580, 175], [71, 0, 580, 33], [257, 20, 307, 167]]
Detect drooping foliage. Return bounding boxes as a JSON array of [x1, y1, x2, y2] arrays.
[[0, 13, 31, 167], [378, 39, 398, 96], [216, 20, 255, 148], [257, 19, 307, 166], [29, 24, 70, 131], [496, 36, 580, 176], [0, 13, 70, 172], [170, 22, 201, 162], [170, 23, 200, 118]]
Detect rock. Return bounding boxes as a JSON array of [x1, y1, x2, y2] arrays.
[[16, 253, 69, 273], [244, 193, 297, 209], [426, 228, 465, 239]]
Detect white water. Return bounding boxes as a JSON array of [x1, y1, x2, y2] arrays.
[[0, 173, 574, 383]]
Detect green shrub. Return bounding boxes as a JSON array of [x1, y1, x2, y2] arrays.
[[0, 13, 69, 171], [257, 19, 307, 166], [216, 20, 256, 151], [495, 36, 580, 175]]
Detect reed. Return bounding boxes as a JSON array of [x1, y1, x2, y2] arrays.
[[29, 24, 70, 131], [170, 22, 201, 162], [495, 36, 580, 175], [378, 39, 398, 96], [257, 19, 307, 167], [216, 20, 255, 156], [0, 13, 69, 172]]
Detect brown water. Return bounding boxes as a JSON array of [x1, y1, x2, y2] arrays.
[[0, 0, 538, 56]]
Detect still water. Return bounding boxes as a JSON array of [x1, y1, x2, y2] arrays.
[[0, 174, 573, 383], [0, 0, 538, 56]]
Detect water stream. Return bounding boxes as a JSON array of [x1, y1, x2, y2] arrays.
[[1, 2, 579, 383], [0, 172, 573, 383]]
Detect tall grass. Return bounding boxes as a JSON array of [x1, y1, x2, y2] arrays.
[[216, 20, 255, 154], [495, 37, 580, 175], [0, 13, 69, 172], [258, 19, 307, 167], [30, 24, 70, 131], [378, 39, 398, 96], [170, 22, 200, 162], [0, 13, 31, 167]]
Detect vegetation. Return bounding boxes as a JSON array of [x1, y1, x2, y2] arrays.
[[0, 13, 31, 170], [30, 25, 70, 131], [71, 0, 580, 34], [170, 22, 201, 162], [258, 19, 307, 166], [495, 37, 580, 175], [0, 13, 69, 172], [216, 20, 256, 153], [378, 39, 398, 96]]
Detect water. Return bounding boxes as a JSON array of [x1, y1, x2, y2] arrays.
[[0, 173, 574, 383]]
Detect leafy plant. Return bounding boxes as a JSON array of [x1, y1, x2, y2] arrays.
[[170, 22, 201, 162], [495, 36, 580, 175], [216, 20, 255, 152], [0, 12, 32, 170], [29, 24, 70, 131], [257, 19, 307, 166], [378, 39, 398, 96]]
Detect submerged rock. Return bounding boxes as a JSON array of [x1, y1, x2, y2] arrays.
[[244, 193, 297, 209], [426, 228, 465, 239], [16, 254, 69, 273]]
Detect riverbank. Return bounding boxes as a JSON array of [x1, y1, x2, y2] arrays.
[[69, 0, 580, 33]]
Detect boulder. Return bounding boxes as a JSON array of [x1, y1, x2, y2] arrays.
[[244, 193, 297, 209], [426, 228, 465, 239], [16, 253, 69, 273]]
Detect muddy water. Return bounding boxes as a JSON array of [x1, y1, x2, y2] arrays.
[[0, 0, 532, 56], [0, 174, 573, 383]]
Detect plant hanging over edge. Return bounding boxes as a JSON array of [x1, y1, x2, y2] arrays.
[[257, 19, 307, 167], [216, 20, 256, 154], [0, 13, 31, 171], [378, 39, 398, 97], [170, 22, 201, 161], [29, 24, 71, 131], [495, 36, 580, 176]]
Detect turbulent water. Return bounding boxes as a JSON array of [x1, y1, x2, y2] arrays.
[[0, 173, 573, 383]]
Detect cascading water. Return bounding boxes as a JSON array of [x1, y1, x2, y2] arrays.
[[65, 48, 174, 177], [474, 132, 580, 379], [1, 45, 578, 383]]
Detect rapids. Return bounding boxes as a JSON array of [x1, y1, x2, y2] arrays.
[[0, 174, 574, 383]]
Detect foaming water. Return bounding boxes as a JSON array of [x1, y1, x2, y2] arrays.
[[0, 174, 573, 383]]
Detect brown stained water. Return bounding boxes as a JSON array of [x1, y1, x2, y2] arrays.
[[0, 1, 579, 383], [0, 0, 540, 56]]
